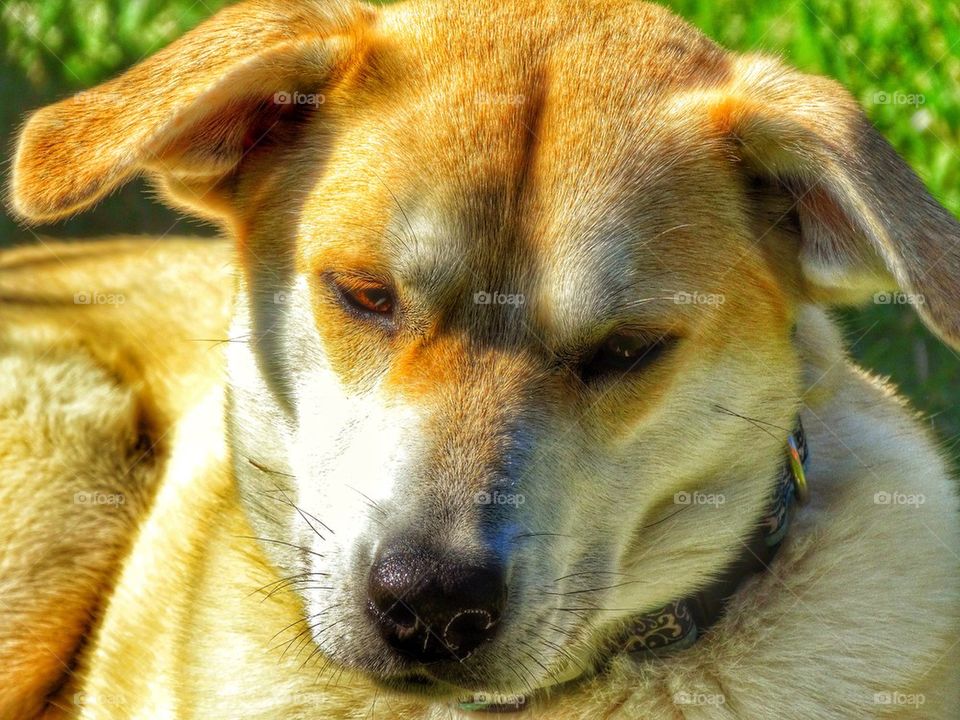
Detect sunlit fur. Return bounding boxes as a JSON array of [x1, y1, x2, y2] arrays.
[[3, 1, 960, 718]]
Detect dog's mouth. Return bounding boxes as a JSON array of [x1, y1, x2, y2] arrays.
[[366, 657, 523, 697], [371, 670, 452, 697], [356, 614, 595, 705]]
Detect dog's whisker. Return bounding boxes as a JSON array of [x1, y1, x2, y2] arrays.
[[516, 654, 539, 697], [262, 482, 334, 543], [367, 168, 420, 253], [328, 662, 349, 693], [505, 663, 534, 699], [246, 456, 295, 478], [249, 571, 330, 599], [712, 404, 789, 440], [552, 569, 637, 583], [522, 621, 579, 674], [187, 335, 253, 347], [268, 604, 341, 645], [531, 628, 588, 677], [274, 607, 342, 659], [245, 457, 335, 540], [517, 639, 564, 688], [543, 577, 647, 596], [339, 219, 412, 254], [635, 503, 694, 532], [234, 534, 325, 559], [512, 532, 573, 541], [290, 606, 348, 660], [288, 584, 335, 592], [300, 618, 350, 671], [344, 485, 389, 518], [542, 620, 579, 641]]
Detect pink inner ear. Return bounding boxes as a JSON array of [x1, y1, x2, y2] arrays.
[[791, 181, 893, 296], [241, 99, 309, 153], [798, 184, 859, 241], [145, 92, 303, 174]]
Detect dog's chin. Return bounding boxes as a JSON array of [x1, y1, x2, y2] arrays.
[[369, 668, 536, 707], [332, 615, 609, 703], [357, 643, 585, 704]]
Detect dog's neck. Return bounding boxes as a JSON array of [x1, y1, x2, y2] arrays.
[[617, 422, 807, 653]]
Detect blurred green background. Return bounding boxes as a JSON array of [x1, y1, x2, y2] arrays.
[[1, 0, 958, 465]]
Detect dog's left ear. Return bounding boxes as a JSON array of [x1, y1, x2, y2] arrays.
[[701, 54, 960, 349], [9, 0, 374, 224]]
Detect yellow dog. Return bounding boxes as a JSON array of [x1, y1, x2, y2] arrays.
[[3, 1, 958, 717]]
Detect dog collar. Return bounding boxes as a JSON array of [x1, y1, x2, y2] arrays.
[[620, 420, 808, 657], [457, 422, 809, 714]]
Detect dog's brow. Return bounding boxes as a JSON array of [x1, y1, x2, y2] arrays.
[[384, 205, 462, 295], [538, 224, 667, 342]]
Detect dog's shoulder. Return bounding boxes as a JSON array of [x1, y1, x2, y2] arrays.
[[0, 236, 234, 418]]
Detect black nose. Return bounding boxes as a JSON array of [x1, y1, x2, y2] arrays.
[[367, 543, 507, 663]]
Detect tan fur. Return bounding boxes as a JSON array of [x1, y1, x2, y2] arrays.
[[3, 1, 959, 718], [0, 238, 233, 718]]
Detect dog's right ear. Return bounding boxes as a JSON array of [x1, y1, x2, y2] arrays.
[[9, 0, 373, 224]]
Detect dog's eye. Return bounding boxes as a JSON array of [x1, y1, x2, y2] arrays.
[[579, 332, 673, 383], [333, 277, 395, 317]]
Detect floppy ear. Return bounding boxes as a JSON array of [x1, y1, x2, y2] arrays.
[[9, 0, 372, 224], [704, 55, 960, 349]]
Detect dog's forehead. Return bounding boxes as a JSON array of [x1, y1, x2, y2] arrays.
[[299, 0, 742, 341], [364, 0, 734, 250]]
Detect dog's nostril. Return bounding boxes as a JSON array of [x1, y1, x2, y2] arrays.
[[367, 544, 507, 663], [443, 609, 497, 651]]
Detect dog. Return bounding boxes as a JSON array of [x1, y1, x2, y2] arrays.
[[3, 0, 959, 717]]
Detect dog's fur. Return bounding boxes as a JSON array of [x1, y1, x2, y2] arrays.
[[3, 1, 960, 718]]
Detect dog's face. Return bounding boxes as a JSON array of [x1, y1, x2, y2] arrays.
[[11, 0, 960, 701], [226, 3, 804, 693]]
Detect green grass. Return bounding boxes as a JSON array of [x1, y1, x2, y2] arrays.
[[2, 0, 958, 463], [0, 0, 229, 86]]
